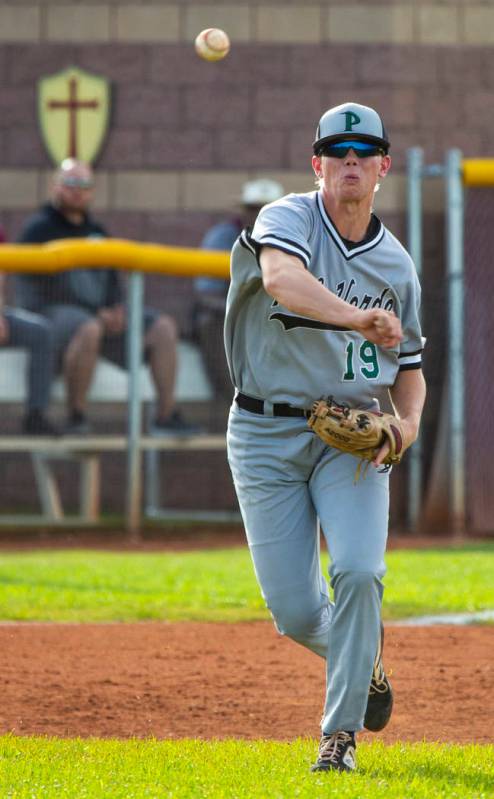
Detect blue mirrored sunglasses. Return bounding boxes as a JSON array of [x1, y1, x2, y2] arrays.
[[60, 177, 94, 189], [318, 140, 385, 158]]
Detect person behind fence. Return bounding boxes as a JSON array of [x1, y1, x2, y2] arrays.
[[192, 179, 284, 397], [15, 159, 198, 436], [0, 226, 58, 436]]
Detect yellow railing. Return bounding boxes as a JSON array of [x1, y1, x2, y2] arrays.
[[462, 159, 494, 187], [0, 238, 231, 278]]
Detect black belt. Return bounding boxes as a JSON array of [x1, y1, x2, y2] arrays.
[[235, 392, 310, 418]]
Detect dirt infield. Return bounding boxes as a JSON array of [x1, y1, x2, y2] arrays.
[[0, 527, 474, 553], [1, 622, 492, 743]]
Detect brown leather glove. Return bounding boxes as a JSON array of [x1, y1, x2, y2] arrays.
[[307, 397, 405, 472]]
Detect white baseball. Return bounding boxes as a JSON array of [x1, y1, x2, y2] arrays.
[[194, 28, 230, 62]]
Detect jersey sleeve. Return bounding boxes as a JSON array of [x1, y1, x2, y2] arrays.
[[250, 194, 313, 268], [398, 268, 424, 371]]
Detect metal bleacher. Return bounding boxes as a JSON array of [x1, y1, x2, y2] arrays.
[[0, 342, 229, 525]]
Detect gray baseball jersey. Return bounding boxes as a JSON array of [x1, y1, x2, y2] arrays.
[[224, 189, 423, 410]]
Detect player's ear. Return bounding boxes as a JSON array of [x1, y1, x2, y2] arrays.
[[379, 154, 391, 178], [312, 154, 322, 178]]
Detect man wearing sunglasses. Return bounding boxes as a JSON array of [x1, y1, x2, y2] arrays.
[[225, 102, 426, 773], [15, 158, 197, 435]]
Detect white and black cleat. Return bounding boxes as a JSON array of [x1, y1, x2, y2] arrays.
[[311, 731, 357, 773]]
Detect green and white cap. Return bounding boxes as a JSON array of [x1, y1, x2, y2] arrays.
[[313, 102, 390, 154]]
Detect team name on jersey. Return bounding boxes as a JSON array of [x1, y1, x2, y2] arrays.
[[335, 279, 395, 312], [269, 278, 395, 331]]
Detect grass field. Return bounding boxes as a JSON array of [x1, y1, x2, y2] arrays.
[[0, 542, 492, 622], [1, 542, 493, 797], [1, 736, 493, 799]]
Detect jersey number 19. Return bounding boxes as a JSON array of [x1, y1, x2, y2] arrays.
[[343, 340, 380, 381]]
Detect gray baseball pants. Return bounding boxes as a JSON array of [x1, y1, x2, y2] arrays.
[[227, 403, 390, 734]]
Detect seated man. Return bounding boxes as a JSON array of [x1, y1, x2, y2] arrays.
[[0, 272, 57, 436], [15, 159, 198, 435], [193, 178, 284, 397]]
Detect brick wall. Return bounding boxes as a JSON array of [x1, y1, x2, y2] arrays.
[[1, 1, 494, 247], [0, 0, 492, 524]]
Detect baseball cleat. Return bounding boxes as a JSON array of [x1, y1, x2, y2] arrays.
[[310, 731, 357, 773], [364, 622, 393, 731]]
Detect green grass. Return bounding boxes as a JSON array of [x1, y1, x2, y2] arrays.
[[382, 545, 494, 620], [0, 549, 491, 797], [0, 543, 493, 622], [0, 736, 492, 799]]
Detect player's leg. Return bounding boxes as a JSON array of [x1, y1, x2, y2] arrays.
[[310, 450, 389, 734], [227, 407, 332, 656]]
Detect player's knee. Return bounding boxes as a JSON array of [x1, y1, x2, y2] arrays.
[[267, 592, 327, 640], [331, 569, 384, 602]]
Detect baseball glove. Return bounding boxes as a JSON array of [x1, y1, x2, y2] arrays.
[[307, 397, 405, 478]]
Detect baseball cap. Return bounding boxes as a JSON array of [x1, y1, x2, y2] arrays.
[[313, 102, 390, 154], [241, 179, 284, 206]]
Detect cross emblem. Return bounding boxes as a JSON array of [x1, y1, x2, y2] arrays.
[[38, 66, 110, 165], [47, 76, 99, 159]]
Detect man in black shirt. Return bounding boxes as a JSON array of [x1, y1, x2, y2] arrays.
[[16, 159, 196, 435]]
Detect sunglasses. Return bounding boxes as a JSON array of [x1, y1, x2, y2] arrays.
[[318, 140, 385, 159], [60, 177, 94, 189]]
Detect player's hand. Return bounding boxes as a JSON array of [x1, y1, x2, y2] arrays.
[[372, 417, 418, 467], [0, 314, 9, 345], [354, 309, 403, 349], [98, 305, 126, 334]]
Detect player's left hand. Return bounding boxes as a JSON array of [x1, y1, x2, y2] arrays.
[[372, 417, 419, 466]]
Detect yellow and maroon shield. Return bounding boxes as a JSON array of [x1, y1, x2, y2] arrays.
[[38, 66, 110, 165]]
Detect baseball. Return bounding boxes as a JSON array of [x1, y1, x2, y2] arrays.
[[194, 28, 230, 62]]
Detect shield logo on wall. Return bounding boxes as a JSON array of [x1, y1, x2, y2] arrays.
[[38, 66, 110, 165]]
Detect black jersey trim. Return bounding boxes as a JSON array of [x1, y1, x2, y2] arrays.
[[398, 348, 423, 358], [262, 243, 309, 267], [240, 228, 263, 270], [316, 192, 385, 260], [255, 236, 310, 268], [269, 312, 350, 332], [398, 362, 422, 371], [257, 234, 311, 261], [240, 229, 309, 270], [239, 229, 256, 255]]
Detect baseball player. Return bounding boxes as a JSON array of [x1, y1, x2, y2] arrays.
[[225, 102, 426, 773]]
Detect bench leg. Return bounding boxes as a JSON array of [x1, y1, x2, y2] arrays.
[[144, 448, 162, 514], [79, 455, 101, 523], [31, 452, 101, 523], [31, 454, 64, 521]]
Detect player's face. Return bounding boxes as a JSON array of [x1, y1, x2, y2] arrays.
[[53, 165, 95, 214], [312, 148, 391, 206]]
